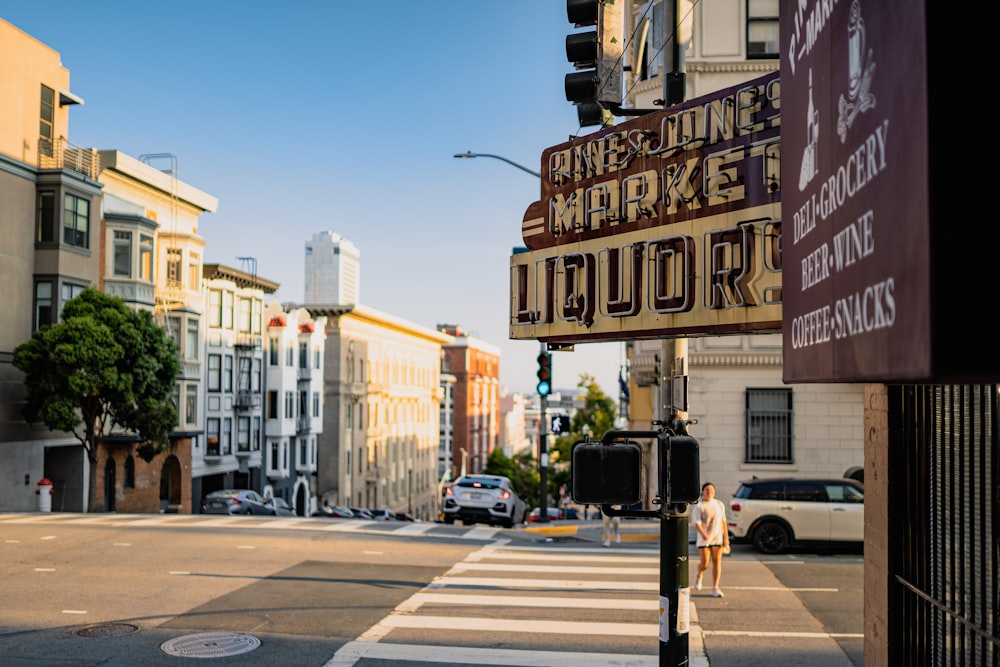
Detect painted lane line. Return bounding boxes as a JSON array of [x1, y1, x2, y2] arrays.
[[379, 614, 657, 636], [34, 568, 55, 572], [461, 526, 500, 540], [326, 641, 657, 667], [704, 629, 864, 638], [61, 610, 87, 615], [433, 576, 658, 591], [392, 523, 435, 536]]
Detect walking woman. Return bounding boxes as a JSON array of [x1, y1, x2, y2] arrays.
[[691, 482, 730, 597]]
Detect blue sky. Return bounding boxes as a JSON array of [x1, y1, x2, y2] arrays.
[[3, 2, 626, 397]]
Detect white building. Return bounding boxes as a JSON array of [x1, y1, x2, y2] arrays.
[[304, 231, 360, 305]]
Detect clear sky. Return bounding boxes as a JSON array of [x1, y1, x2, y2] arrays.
[[3, 2, 627, 397]]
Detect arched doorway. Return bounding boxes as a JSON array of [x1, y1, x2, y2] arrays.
[[104, 458, 116, 512], [296, 483, 308, 517], [160, 455, 182, 513]]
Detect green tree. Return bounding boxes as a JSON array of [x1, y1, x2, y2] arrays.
[[13, 288, 180, 512], [549, 373, 618, 503], [482, 447, 540, 508]]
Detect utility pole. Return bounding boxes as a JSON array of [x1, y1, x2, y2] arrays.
[[660, 2, 691, 665]]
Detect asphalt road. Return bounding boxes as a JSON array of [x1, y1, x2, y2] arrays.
[[0, 513, 863, 666]]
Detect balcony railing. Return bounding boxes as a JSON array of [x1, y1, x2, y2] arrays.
[[296, 416, 311, 433], [235, 391, 261, 409], [38, 137, 99, 180]]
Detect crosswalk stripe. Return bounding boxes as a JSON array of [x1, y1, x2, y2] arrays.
[[325, 641, 657, 667]]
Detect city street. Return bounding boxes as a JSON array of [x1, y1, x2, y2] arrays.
[[0, 513, 862, 666]]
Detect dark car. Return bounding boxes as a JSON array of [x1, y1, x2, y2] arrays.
[[201, 489, 270, 515], [350, 507, 375, 520], [311, 505, 356, 519], [266, 497, 295, 516]]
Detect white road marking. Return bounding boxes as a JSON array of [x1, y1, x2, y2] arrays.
[[432, 576, 658, 591], [449, 561, 659, 576], [326, 641, 657, 667]]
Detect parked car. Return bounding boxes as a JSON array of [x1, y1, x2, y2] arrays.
[[394, 511, 418, 522], [350, 507, 375, 520], [441, 474, 527, 528], [266, 497, 295, 516], [369, 508, 398, 521], [728, 477, 865, 554], [311, 505, 356, 519], [527, 507, 564, 523], [201, 489, 271, 515]]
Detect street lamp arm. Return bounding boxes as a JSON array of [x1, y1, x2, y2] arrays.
[[453, 151, 540, 178]]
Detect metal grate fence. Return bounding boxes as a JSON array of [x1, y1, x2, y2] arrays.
[[891, 384, 999, 666]]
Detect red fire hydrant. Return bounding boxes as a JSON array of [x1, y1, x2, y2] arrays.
[[35, 477, 54, 512]]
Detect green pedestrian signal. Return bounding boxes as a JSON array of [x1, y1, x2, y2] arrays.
[[536, 350, 552, 397]]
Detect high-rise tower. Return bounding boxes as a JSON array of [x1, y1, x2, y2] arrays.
[[304, 231, 360, 305]]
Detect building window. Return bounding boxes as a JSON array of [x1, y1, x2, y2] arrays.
[[208, 354, 221, 392], [252, 358, 261, 392], [34, 281, 53, 330], [140, 235, 154, 281], [113, 230, 132, 277], [208, 290, 222, 327], [238, 298, 251, 333], [223, 355, 233, 392], [124, 455, 135, 489], [314, 347, 321, 369], [189, 252, 200, 291], [36, 191, 55, 243], [285, 342, 294, 367], [61, 283, 85, 318], [299, 342, 308, 369], [269, 337, 279, 366], [63, 193, 90, 248], [185, 318, 199, 361], [745, 388, 793, 463], [267, 390, 278, 418], [252, 417, 261, 451], [222, 291, 233, 329], [284, 391, 295, 418], [39, 85, 54, 156], [207, 418, 221, 456], [222, 417, 232, 455], [185, 384, 199, 425], [166, 248, 182, 286], [312, 392, 320, 417], [237, 416, 250, 453], [747, 0, 779, 59]]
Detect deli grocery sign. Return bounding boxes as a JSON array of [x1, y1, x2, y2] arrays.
[[510, 72, 782, 345], [779, 0, 993, 383]]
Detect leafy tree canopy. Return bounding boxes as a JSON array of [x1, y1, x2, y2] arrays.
[[13, 288, 180, 468]]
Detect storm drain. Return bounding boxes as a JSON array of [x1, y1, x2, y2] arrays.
[[74, 623, 141, 638], [160, 632, 261, 659]]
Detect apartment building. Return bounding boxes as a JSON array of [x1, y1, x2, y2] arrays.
[[308, 304, 450, 521], [437, 325, 501, 479], [94, 151, 217, 514], [197, 263, 279, 510], [261, 303, 325, 516]]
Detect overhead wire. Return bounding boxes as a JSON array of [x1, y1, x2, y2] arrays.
[[575, 0, 700, 137]]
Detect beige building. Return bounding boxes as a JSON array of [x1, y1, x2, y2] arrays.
[[308, 304, 451, 521]]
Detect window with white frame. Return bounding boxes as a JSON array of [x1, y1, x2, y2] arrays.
[[269, 337, 279, 365], [208, 290, 222, 327], [222, 417, 232, 455], [185, 384, 198, 426], [238, 298, 251, 332], [284, 391, 295, 418], [252, 417, 261, 451], [206, 418, 221, 456], [188, 252, 200, 292], [113, 231, 132, 277], [237, 416, 250, 453], [312, 392, 320, 417], [223, 355, 233, 392], [61, 283, 85, 316], [185, 318, 199, 361], [285, 342, 294, 366], [139, 235, 154, 281], [34, 281, 53, 330], [745, 387, 793, 463], [166, 248, 182, 286]]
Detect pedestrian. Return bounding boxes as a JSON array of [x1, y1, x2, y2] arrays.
[[691, 482, 730, 597], [601, 508, 620, 547]]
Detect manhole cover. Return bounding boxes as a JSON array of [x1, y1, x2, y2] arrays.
[[74, 623, 141, 638], [160, 632, 261, 658]]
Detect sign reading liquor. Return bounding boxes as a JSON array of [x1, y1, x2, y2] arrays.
[[510, 72, 782, 345], [779, 0, 932, 382]]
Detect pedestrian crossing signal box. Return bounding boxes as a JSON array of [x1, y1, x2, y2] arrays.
[[570, 440, 642, 506]]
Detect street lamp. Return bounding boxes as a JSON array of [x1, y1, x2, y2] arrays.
[[453, 151, 540, 178]]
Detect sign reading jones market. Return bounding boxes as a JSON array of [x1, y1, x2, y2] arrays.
[[510, 71, 782, 345]]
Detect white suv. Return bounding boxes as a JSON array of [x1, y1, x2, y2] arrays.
[[442, 474, 527, 528], [728, 477, 864, 554]]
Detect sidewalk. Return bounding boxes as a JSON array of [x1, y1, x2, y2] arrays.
[[525, 520, 857, 667]]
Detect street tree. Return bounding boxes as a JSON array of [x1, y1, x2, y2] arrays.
[[12, 288, 180, 512], [482, 447, 539, 508], [550, 373, 617, 502]]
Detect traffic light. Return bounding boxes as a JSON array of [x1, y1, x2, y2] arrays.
[[564, 0, 623, 127], [536, 349, 552, 397]]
